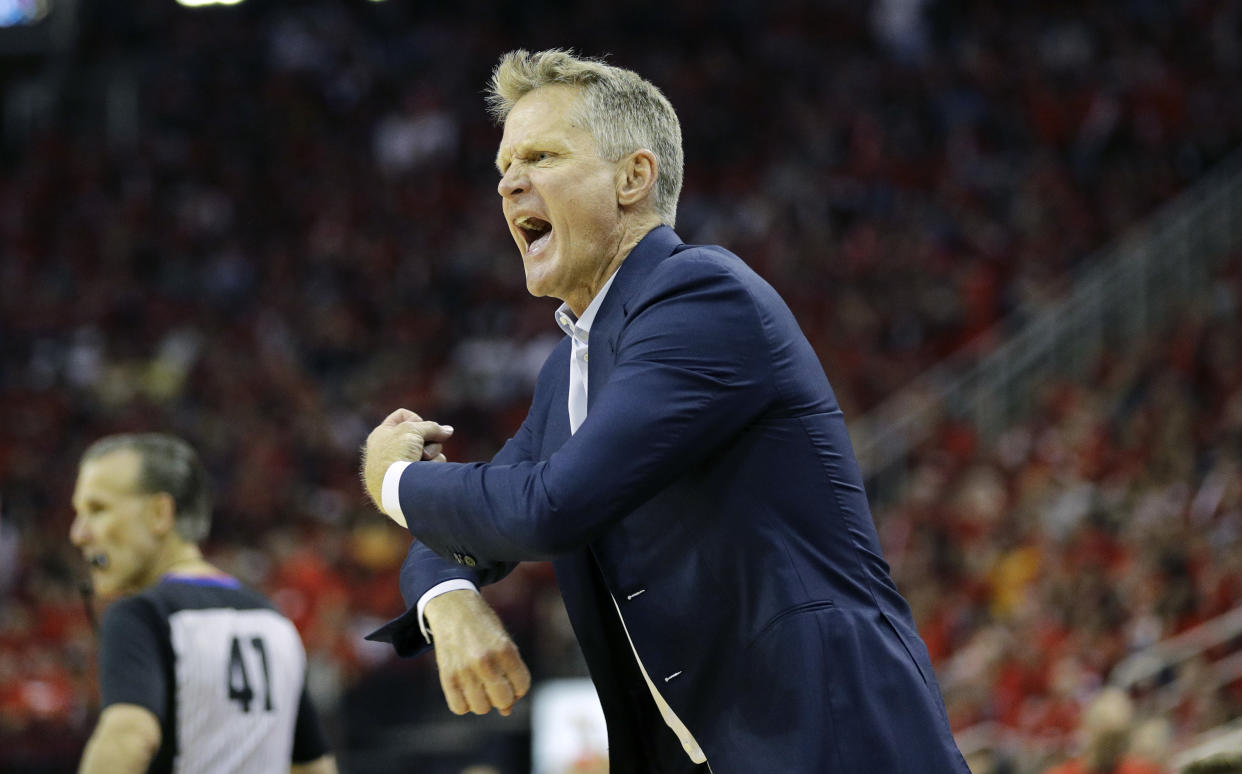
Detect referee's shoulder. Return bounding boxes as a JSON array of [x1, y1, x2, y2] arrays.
[[97, 590, 162, 638]]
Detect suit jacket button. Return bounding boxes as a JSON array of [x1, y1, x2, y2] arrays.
[[461, 554, 477, 567]]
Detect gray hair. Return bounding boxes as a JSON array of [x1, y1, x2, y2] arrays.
[[487, 49, 684, 227], [81, 433, 212, 543]]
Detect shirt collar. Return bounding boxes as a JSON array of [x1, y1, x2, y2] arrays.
[[554, 270, 619, 343]]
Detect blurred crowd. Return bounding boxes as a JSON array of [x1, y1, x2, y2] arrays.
[[885, 254, 1242, 773], [3, 0, 1242, 771]]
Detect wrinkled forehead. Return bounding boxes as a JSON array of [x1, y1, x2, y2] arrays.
[[73, 449, 144, 505], [495, 85, 593, 170]]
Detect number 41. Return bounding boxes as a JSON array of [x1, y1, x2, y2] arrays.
[[227, 636, 273, 713]]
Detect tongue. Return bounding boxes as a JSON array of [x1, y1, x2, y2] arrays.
[[530, 229, 552, 253]]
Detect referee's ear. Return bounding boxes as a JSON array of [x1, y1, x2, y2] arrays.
[[146, 492, 177, 537]]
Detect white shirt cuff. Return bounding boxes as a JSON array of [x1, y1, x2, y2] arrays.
[[416, 580, 480, 643], [381, 461, 412, 527]]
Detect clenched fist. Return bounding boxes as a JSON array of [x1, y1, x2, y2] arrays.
[[361, 408, 454, 524], [425, 589, 532, 716]]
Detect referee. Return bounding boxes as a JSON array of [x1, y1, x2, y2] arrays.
[[69, 433, 337, 774]]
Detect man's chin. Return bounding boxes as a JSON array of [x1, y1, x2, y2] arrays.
[[522, 253, 561, 295], [89, 572, 128, 598], [523, 274, 555, 300]]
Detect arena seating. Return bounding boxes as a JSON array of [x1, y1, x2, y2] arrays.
[[3, 1, 1242, 771]]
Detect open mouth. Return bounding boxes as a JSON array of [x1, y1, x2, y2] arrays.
[[515, 216, 553, 255]]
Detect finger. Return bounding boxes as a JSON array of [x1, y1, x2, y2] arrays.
[[510, 662, 532, 701], [496, 645, 532, 700], [430, 453, 447, 463], [476, 653, 517, 713], [514, 666, 532, 701], [481, 671, 516, 713], [441, 674, 468, 716], [422, 442, 443, 460], [383, 408, 421, 427], [411, 421, 454, 443], [395, 425, 427, 458], [461, 678, 491, 715]]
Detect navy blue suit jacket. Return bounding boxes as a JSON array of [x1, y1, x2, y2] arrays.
[[369, 226, 969, 773]]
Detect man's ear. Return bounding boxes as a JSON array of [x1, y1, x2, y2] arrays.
[[146, 492, 177, 536], [617, 149, 659, 207]]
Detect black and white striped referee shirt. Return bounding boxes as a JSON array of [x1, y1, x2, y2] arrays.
[[97, 575, 329, 774]]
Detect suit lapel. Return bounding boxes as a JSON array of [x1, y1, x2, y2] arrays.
[[586, 226, 684, 412]]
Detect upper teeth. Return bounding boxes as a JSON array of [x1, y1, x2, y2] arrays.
[[516, 216, 542, 229]]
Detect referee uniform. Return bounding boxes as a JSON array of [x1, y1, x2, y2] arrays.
[[98, 574, 329, 774]]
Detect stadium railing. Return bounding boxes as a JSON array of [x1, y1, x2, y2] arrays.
[[1112, 604, 1242, 718], [1170, 717, 1242, 771], [952, 603, 1242, 768], [851, 146, 1242, 504]]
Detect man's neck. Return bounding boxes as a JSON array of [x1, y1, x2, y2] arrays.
[[149, 542, 218, 582], [565, 218, 661, 316]]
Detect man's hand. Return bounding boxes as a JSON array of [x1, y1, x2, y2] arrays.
[[78, 704, 161, 774], [361, 408, 454, 517], [425, 589, 532, 716]]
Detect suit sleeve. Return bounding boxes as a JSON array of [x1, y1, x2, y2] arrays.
[[396, 258, 774, 561], [399, 424, 535, 595], [364, 406, 537, 655]]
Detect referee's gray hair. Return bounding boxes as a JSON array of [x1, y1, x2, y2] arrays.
[[81, 433, 212, 543], [487, 48, 684, 227]]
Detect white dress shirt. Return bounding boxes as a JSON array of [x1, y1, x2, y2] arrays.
[[384, 271, 706, 764]]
